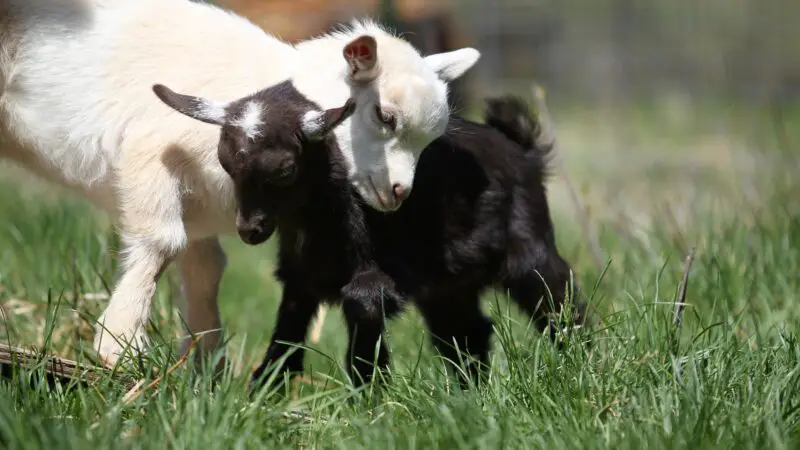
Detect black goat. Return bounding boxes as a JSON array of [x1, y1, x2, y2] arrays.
[[152, 80, 584, 390]]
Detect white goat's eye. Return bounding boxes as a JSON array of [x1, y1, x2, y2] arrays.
[[374, 106, 396, 131]]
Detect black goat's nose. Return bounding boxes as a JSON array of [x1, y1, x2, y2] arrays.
[[242, 226, 259, 238], [393, 183, 407, 202], [239, 229, 263, 245]]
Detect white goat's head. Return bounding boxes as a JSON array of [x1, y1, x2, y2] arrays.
[[295, 21, 480, 212]]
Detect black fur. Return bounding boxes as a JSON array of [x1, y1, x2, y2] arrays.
[[154, 81, 585, 391], [252, 94, 584, 390]]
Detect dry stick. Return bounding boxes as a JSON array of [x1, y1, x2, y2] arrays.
[[673, 247, 696, 329], [309, 304, 328, 344], [530, 83, 606, 269], [0, 342, 114, 385], [661, 203, 689, 256]]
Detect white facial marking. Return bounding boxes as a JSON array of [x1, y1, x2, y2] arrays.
[[300, 110, 324, 140], [197, 100, 228, 123], [231, 101, 264, 139]]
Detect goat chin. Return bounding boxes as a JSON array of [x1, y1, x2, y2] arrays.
[[0, 0, 480, 369]]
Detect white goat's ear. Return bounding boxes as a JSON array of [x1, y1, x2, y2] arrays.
[[152, 84, 229, 126], [300, 99, 357, 141], [343, 35, 379, 82], [423, 48, 481, 82]]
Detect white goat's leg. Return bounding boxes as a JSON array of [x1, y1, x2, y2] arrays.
[[94, 235, 173, 367], [176, 236, 226, 368], [94, 160, 187, 367]]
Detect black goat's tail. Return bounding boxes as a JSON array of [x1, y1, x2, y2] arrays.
[[483, 95, 554, 161]]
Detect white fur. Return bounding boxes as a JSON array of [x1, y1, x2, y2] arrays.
[[300, 110, 325, 140], [0, 0, 479, 367], [197, 100, 228, 125], [231, 101, 263, 140]]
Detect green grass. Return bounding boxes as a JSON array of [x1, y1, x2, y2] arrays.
[[0, 103, 799, 449]]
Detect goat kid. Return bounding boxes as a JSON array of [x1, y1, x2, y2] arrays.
[[154, 80, 397, 388], [0, 0, 479, 368], [153, 81, 584, 388]]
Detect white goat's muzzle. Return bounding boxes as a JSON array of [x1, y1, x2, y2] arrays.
[[358, 173, 414, 212]]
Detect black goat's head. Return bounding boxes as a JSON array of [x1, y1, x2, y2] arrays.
[[152, 81, 355, 245]]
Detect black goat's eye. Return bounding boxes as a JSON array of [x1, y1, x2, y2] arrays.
[[278, 163, 295, 178], [375, 106, 396, 131]]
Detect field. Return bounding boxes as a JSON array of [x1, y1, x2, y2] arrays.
[[1, 97, 798, 449]]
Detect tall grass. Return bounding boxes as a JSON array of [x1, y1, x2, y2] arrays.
[[0, 103, 797, 449]]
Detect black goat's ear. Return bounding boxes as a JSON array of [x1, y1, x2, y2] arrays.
[[300, 99, 357, 141], [152, 83, 229, 126]]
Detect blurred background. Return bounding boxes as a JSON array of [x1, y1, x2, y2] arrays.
[[216, 0, 798, 109]]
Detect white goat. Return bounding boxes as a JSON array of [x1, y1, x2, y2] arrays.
[[0, 0, 480, 367]]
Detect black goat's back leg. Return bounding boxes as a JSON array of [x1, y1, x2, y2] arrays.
[[250, 283, 320, 391], [417, 289, 494, 388], [502, 251, 584, 345]]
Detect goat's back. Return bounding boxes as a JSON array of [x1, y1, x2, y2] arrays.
[[0, 0, 296, 191], [366, 116, 542, 288]]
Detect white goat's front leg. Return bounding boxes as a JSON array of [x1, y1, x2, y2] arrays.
[[94, 235, 173, 366], [94, 161, 187, 367], [176, 236, 226, 369]]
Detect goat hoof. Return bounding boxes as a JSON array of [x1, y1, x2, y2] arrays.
[[93, 324, 148, 368]]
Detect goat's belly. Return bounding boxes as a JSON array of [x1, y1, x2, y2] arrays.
[[183, 211, 237, 241], [274, 258, 352, 300], [0, 82, 122, 190], [0, 137, 118, 212], [78, 182, 117, 212]]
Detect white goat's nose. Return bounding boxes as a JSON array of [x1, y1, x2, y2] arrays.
[[392, 183, 410, 202]]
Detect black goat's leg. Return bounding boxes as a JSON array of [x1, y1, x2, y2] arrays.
[[341, 302, 389, 388], [503, 250, 584, 345], [340, 268, 404, 388], [417, 290, 493, 388], [250, 283, 320, 391]]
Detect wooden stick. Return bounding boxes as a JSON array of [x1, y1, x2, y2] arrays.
[[530, 83, 607, 269], [0, 342, 122, 387], [673, 247, 696, 328], [309, 305, 328, 344]]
